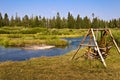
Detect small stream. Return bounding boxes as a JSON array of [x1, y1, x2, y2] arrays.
[[0, 37, 89, 62]]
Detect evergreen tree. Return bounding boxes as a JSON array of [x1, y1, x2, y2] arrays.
[[108, 20, 114, 28], [0, 13, 3, 27], [34, 16, 39, 27], [91, 17, 99, 28], [99, 20, 106, 28], [3, 13, 9, 26], [82, 16, 91, 28], [118, 18, 120, 28], [46, 18, 49, 28], [49, 17, 56, 28], [113, 19, 117, 28], [62, 17, 67, 28], [22, 15, 29, 27], [42, 17, 46, 27], [29, 15, 34, 27], [10, 16, 15, 26], [39, 16, 43, 27], [76, 14, 82, 29], [67, 12, 75, 28], [55, 12, 61, 29], [15, 13, 21, 26]]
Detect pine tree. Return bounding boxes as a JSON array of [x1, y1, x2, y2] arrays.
[[91, 17, 99, 28], [42, 17, 46, 27], [108, 20, 113, 28], [49, 17, 56, 28], [34, 16, 39, 27], [0, 13, 3, 27], [62, 17, 67, 28], [118, 18, 120, 28], [82, 16, 91, 28], [76, 14, 82, 29], [29, 15, 34, 27], [10, 16, 15, 26], [3, 13, 9, 26], [99, 20, 106, 28], [15, 13, 21, 26], [67, 12, 75, 28], [113, 19, 117, 28], [22, 15, 29, 27], [55, 12, 61, 29]]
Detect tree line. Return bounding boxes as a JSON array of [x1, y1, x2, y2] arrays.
[[0, 12, 120, 28]]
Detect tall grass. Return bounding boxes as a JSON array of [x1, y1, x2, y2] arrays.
[[112, 29, 120, 46]]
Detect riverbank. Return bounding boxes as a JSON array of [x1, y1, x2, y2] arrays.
[[0, 27, 86, 47], [0, 48, 120, 80]]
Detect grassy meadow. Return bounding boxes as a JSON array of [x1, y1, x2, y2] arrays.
[[0, 27, 120, 80]]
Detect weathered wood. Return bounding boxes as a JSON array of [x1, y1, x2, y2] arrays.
[[71, 29, 90, 60], [91, 28, 107, 67], [71, 28, 119, 68], [93, 28, 109, 31], [109, 29, 120, 55]]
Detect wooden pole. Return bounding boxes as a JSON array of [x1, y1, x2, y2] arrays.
[[109, 29, 120, 55], [71, 29, 90, 60], [91, 28, 107, 67]]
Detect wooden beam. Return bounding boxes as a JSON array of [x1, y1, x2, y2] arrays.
[[91, 28, 107, 67], [93, 28, 109, 31], [71, 29, 90, 60], [109, 29, 120, 55]]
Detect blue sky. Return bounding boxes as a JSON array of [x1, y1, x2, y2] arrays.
[[0, 0, 120, 20]]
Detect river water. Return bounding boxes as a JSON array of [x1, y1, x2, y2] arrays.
[[0, 37, 89, 62]]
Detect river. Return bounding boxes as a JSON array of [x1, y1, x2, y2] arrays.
[[0, 37, 89, 62]]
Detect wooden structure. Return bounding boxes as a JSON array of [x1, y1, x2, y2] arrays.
[[71, 28, 120, 67]]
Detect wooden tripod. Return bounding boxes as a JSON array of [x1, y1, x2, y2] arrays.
[[71, 28, 120, 68]]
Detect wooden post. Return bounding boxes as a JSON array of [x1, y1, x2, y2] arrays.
[[71, 29, 90, 60], [91, 28, 107, 67]]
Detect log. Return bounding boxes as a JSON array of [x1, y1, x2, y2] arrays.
[[93, 28, 109, 31], [91, 28, 107, 67]]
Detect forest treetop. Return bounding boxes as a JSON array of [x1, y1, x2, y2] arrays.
[[0, 12, 120, 28]]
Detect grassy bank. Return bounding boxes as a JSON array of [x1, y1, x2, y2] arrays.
[[0, 27, 86, 47], [0, 47, 120, 80]]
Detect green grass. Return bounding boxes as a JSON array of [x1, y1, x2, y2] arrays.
[[112, 29, 120, 46], [0, 27, 86, 47], [0, 48, 120, 80]]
